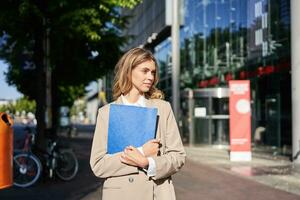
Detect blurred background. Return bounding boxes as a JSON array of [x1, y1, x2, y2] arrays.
[[1, 0, 293, 157], [1, 0, 300, 199]]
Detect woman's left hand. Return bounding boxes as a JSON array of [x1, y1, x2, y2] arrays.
[[120, 146, 149, 168]]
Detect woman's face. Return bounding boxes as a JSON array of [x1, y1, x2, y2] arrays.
[[131, 60, 156, 93]]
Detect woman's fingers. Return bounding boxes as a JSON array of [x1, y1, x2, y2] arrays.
[[121, 147, 149, 168], [124, 148, 136, 158], [148, 139, 160, 144], [120, 153, 126, 162], [125, 145, 134, 151], [120, 152, 137, 165], [120, 153, 128, 163]]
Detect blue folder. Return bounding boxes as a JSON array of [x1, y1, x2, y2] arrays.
[[107, 104, 158, 154]]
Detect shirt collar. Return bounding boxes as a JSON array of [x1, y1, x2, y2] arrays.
[[121, 95, 146, 107]]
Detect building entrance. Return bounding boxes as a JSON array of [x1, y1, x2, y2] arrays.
[[182, 88, 230, 146]]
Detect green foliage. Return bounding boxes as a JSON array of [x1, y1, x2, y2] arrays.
[[0, 96, 36, 114], [70, 98, 86, 117], [0, 0, 141, 106], [58, 84, 86, 107]]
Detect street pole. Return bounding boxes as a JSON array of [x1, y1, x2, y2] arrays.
[[172, 0, 180, 119], [187, 89, 194, 147], [291, 0, 300, 164], [44, 18, 52, 130]]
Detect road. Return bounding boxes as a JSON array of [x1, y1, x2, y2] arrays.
[[0, 124, 299, 200]]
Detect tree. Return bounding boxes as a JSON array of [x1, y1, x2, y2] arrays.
[[0, 0, 140, 148], [0, 96, 36, 115]]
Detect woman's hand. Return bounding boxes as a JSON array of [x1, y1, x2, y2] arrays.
[[120, 146, 149, 168], [142, 139, 160, 157]]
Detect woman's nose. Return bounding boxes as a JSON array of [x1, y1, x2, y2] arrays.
[[147, 72, 154, 80]]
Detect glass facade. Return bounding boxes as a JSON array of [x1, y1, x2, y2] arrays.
[[154, 0, 291, 153], [155, 38, 172, 100]]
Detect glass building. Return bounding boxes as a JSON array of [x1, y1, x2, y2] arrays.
[[122, 0, 291, 155]]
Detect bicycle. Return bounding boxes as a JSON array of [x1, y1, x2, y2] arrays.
[[13, 127, 79, 187], [13, 127, 42, 187], [44, 138, 79, 181]]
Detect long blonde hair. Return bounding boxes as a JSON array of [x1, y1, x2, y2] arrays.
[[112, 47, 164, 100]]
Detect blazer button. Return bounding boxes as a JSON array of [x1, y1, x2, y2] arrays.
[[128, 177, 134, 183]]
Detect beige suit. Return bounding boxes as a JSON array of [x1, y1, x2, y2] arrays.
[[90, 97, 186, 200]]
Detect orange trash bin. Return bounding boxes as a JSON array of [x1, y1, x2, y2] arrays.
[[0, 112, 14, 189]]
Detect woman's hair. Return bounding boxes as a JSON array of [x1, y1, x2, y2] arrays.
[[112, 47, 164, 100]]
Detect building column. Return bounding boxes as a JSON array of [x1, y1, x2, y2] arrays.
[[291, 0, 300, 164]]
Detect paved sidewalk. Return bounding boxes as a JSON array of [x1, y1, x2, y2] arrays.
[[1, 127, 300, 199], [173, 159, 298, 200], [185, 146, 300, 196], [81, 145, 300, 200]]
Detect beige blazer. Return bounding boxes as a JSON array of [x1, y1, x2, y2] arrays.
[[90, 97, 186, 200]]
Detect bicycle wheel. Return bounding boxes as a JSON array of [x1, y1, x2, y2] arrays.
[[55, 150, 79, 181], [13, 153, 42, 188]]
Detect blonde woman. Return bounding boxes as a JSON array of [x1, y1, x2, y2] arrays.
[[90, 47, 186, 200]]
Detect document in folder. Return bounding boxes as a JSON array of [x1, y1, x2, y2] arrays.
[[107, 104, 158, 154]]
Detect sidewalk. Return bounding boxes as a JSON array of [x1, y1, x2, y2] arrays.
[[185, 145, 300, 196], [81, 145, 300, 200], [1, 127, 299, 199]]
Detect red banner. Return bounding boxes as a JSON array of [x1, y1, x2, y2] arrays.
[[229, 80, 252, 161]]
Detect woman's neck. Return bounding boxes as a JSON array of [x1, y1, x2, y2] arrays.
[[124, 89, 144, 103]]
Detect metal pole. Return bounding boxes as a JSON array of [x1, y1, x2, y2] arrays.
[[208, 97, 212, 145], [44, 18, 52, 129], [187, 89, 194, 147], [203, 2, 207, 79], [291, 0, 300, 164], [172, 0, 180, 119]]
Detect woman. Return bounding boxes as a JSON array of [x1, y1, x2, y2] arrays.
[[90, 47, 186, 200]]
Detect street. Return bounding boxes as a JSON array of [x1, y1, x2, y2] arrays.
[[0, 125, 299, 200], [174, 161, 298, 200], [0, 132, 102, 200]]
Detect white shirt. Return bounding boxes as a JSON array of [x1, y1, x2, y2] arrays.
[[121, 95, 156, 177]]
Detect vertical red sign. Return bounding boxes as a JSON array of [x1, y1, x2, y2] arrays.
[[229, 80, 252, 161]]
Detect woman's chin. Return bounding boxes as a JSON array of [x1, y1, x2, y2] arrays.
[[140, 88, 150, 93]]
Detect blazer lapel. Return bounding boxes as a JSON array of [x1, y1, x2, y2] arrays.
[[145, 98, 161, 140]]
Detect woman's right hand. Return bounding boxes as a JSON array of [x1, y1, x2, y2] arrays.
[[142, 139, 160, 157]]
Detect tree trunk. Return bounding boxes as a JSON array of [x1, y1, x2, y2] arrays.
[[34, 26, 47, 151], [51, 76, 59, 137]]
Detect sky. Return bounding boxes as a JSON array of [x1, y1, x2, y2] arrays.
[[0, 60, 22, 100]]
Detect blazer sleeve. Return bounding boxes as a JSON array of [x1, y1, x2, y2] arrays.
[[152, 102, 186, 180], [90, 107, 139, 178]]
